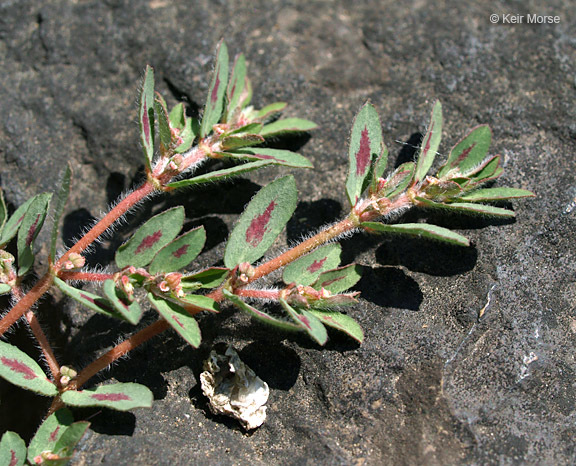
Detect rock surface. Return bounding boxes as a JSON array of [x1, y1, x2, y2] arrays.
[[1, 0, 575, 464]]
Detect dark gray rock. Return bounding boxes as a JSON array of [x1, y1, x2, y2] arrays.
[[1, 0, 574, 464]]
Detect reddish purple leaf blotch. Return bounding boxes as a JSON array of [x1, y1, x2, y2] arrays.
[[307, 257, 327, 273], [355, 127, 371, 176], [1, 356, 37, 380], [135, 230, 163, 254], [173, 244, 189, 258], [91, 393, 131, 402], [245, 200, 277, 247]]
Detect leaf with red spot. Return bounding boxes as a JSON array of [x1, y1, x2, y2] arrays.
[[139, 65, 155, 169], [61, 382, 153, 411], [222, 148, 313, 169], [147, 293, 201, 348], [437, 125, 491, 178], [54, 277, 122, 320], [16, 192, 52, 276], [200, 41, 229, 137], [361, 222, 470, 247], [346, 102, 383, 206], [102, 279, 143, 325], [0, 340, 57, 396], [225, 53, 247, 122], [223, 289, 301, 331], [27, 408, 89, 465], [379, 162, 415, 199], [0, 431, 26, 466], [279, 298, 328, 345], [115, 206, 185, 269], [414, 100, 443, 183], [148, 226, 206, 274], [282, 243, 342, 286], [307, 310, 364, 343], [224, 176, 298, 267], [311, 264, 363, 294], [260, 118, 318, 137]]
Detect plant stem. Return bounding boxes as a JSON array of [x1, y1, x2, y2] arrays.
[[72, 319, 170, 389], [58, 272, 115, 282], [249, 216, 358, 282], [56, 181, 156, 267], [0, 272, 54, 336], [234, 288, 279, 300], [0, 181, 157, 336]]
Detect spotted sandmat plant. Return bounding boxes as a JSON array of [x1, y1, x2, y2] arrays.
[[0, 41, 533, 463]]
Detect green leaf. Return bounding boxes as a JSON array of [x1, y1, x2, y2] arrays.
[[147, 293, 201, 347], [224, 176, 298, 267], [27, 409, 75, 464], [50, 420, 90, 463], [459, 187, 535, 202], [0, 196, 37, 247], [311, 264, 363, 294], [139, 65, 155, 169], [361, 222, 470, 246], [416, 198, 516, 217], [102, 279, 143, 325], [380, 162, 415, 199], [437, 125, 492, 178], [282, 243, 342, 286], [50, 163, 72, 261], [148, 227, 205, 274], [414, 100, 443, 183], [0, 431, 26, 466], [223, 289, 301, 331], [54, 277, 120, 320], [370, 142, 389, 191], [255, 102, 287, 120], [307, 310, 364, 343], [0, 283, 11, 295], [167, 160, 272, 189], [220, 133, 265, 151], [176, 294, 220, 313], [467, 155, 503, 181], [61, 382, 153, 411], [200, 41, 229, 137], [346, 102, 383, 205], [260, 118, 318, 137], [169, 102, 186, 129], [17, 192, 52, 276], [154, 92, 172, 148], [280, 299, 328, 345], [115, 206, 185, 269], [175, 115, 198, 154], [224, 148, 313, 169], [226, 122, 263, 136], [0, 190, 6, 236], [0, 340, 57, 396], [422, 179, 464, 201], [181, 267, 229, 289], [226, 53, 247, 121]]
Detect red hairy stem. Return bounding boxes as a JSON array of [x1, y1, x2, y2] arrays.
[[72, 319, 170, 389], [0, 272, 53, 336], [14, 283, 61, 382], [56, 181, 156, 267], [250, 217, 358, 282], [58, 272, 115, 282], [0, 181, 157, 336], [234, 288, 280, 300]]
